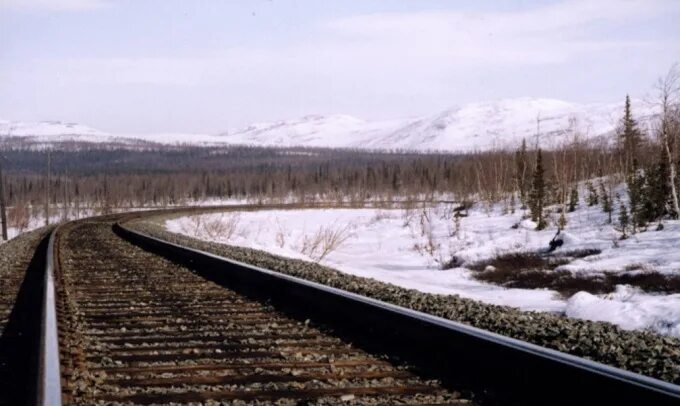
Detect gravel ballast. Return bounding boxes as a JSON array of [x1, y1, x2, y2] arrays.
[[0, 225, 55, 405], [56, 219, 468, 405], [128, 218, 680, 384], [0, 225, 54, 334]]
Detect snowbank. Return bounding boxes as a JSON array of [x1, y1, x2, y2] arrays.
[[166, 204, 680, 337]]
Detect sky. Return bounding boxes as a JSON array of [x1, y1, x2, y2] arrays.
[[1, 0, 679, 133]]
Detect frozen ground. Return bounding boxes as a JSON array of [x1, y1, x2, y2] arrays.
[[166, 203, 680, 337]]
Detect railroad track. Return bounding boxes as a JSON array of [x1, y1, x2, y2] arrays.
[[50, 216, 465, 405], [0, 208, 679, 405]]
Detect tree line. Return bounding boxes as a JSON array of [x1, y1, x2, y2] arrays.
[[523, 65, 680, 236], [0, 66, 678, 239]]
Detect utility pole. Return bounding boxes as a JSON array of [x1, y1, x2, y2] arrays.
[[0, 157, 7, 241], [45, 151, 51, 226]]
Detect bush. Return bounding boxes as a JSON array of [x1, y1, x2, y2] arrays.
[[300, 223, 355, 261]]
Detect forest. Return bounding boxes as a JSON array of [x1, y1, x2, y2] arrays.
[[1, 69, 679, 241]]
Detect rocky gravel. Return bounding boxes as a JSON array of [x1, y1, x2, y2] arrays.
[[129, 217, 680, 384], [0, 225, 54, 335], [57, 219, 467, 405], [0, 225, 55, 405]]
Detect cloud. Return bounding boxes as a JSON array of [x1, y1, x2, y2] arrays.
[[327, 0, 674, 36], [0, 0, 111, 12], [44, 51, 280, 86], [3, 0, 679, 131], [323, 0, 675, 67], [39, 0, 671, 88]]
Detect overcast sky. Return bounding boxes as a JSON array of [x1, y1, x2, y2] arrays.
[[1, 0, 679, 133]]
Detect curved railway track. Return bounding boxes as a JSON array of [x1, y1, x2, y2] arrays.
[[51, 216, 465, 405], [0, 208, 679, 405]]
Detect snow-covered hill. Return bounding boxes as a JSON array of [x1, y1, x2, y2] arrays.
[[217, 114, 406, 149], [363, 98, 657, 151], [0, 119, 219, 147], [0, 98, 660, 152], [0, 119, 111, 143], [219, 98, 658, 151]]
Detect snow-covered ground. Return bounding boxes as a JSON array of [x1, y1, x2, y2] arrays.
[[166, 203, 680, 338], [1, 97, 659, 152]]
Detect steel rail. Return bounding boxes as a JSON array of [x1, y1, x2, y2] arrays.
[[37, 226, 63, 406], [115, 221, 680, 405]]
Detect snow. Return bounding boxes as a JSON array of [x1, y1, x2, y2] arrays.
[[166, 201, 680, 337], [566, 286, 680, 337], [217, 114, 408, 149], [0, 119, 113, 144], [0, 97, 660, 152], [362, 98, 656, 151], [0, 119, 107, 138]]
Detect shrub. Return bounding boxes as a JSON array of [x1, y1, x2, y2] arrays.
[[300, 223, 355, 261]]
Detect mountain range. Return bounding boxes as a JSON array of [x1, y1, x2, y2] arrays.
[[0, 98, 659, 152]]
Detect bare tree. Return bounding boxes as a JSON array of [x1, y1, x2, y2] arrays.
[[655, 64, 680, 217], [0, 158, 7, 241], [0, 127, 11, 240], [45, 151, 51, 226]]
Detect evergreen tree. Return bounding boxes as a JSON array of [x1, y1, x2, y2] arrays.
[[617, 195, 629, 239], [599, 180, 612, 223], [586, 181, 599, 206], [619, 95, 643, 175], [642, 159, 671, 222], [568, 186, 579, 212], [529, 148, 547, 230]]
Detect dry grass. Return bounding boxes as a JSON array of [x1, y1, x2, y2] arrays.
[[179, 214, 204, 237], [411, 208, 440, 259], [470, 252, 566, 272], [204, 213, 241, 240], [8, 201, 31, 233], [469, 249, 679, 297], [179, 213, 242, 241], [369, 209, 395, 224]]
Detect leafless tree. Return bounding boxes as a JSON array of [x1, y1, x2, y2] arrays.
[[0, 158, 7, 240], [8, 201, 30, 233], [655, 63, 680, 217]]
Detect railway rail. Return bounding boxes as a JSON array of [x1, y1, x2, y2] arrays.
[[0, 208, 678, 404], [46, 216, 465, 405]]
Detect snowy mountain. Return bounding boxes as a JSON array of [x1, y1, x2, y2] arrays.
[[0, 119, 218, 147], [219, 98, 658, 151], [217, 114, 406, 149], [0, 119, 112, 143], [362, 98, 656, 151], [0, 98, 660, 152]]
